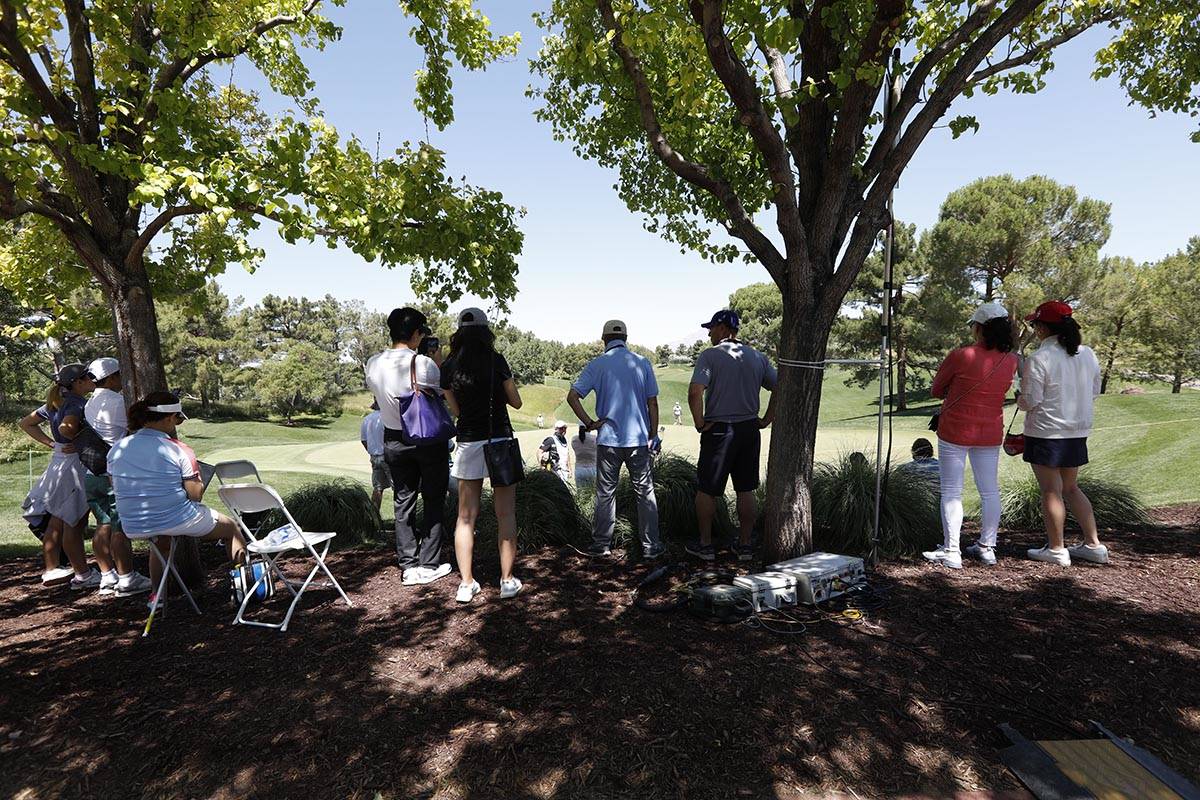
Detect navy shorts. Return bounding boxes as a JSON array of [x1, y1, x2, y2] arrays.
[[697, 420, 761, 496], [1023, 436, 1089, 468]]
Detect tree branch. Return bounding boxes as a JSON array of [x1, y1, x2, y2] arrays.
[[967, 14, 1112, 86], [63, 0, 100, 145], [595, 0, 785, 281], [758, 41, 798, 128], [693, 0, 806, 262]]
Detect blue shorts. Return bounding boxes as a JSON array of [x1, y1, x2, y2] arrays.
[[1023, 436, 1088, 469]]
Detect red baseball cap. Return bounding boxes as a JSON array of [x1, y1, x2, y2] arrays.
[[1026, 301, 1073, 324]]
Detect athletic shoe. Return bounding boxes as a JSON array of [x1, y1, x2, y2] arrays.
[[583, 544, 612, 558], [642, 546, 666, 561], [455, 580, 481, 603], [685, 543, 715, 561], [114, 572, 153, 597], [406, 564, 452, 585], [147, 593, 165, 610], [1027, 545, 1071, 567], [921, 546, 962, 569], [98, 570, 120, 596], [1067, 543, 1109, 565], [401, 567, 418, 584], [733, 543, 755, 562], [499, 577, 523, 599], [41, 566, 74, 585], [963, 543, 997, 566], [69, 568, 101, 590]]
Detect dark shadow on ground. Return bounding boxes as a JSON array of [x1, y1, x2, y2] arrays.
[[0, 513, 1197, 799]]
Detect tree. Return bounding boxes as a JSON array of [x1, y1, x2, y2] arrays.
[[1135, 240, 1200, 393], [504, 335, 554, 385], [0, 0, 524, 403], [157, 283, 237, 412], [729, 282, 782, 359], [925, 175, 1111, 307], [654, 344, 671, 365], [530, 0, 1194, 558], [255, 342, 341, 423], [1083, 257, 1149, 394], [560, 341, 603, 377]]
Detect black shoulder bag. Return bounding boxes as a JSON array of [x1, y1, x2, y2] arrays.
[[928, 354, 1013, 433], [482, 354, 524, 487], [73, 419, 112, 476]]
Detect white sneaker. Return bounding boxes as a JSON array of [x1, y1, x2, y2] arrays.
[[455, 580, 481, 603], [401, 567, 420, 585], [98, 570, 120, 595], [41, 566, 74, 585], [499, 577, 523, 599], [921, 546, 962, 569], [69, 568, 101, 590], [1027, 545, 1071, 566], [1067, 543, 1109, 565], [114, 572, 153, 597], [963, 543, 998, 566], [407, 563, 452, 585]]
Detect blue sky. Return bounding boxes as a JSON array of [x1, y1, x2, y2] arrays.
[[218, 3, 1200, 346]]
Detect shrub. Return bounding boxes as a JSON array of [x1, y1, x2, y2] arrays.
[[615, 453, 736, 551], [1000, 470, 1150, 531], [0, 424, 34, 464], [474, 468, 591, 553], [808, 452, 941, 558], [263, 478, 382, 548]]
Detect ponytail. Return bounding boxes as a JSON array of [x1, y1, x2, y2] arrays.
[[45, 384, 63, 412], [1047, 318, 1082, 356]]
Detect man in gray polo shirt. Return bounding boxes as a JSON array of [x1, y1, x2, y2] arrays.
[[686, 309, 777, 561]]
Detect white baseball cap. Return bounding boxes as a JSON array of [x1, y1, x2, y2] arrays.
[[602, 319, 627, 336], [457, 307, 489, 328], [86, 357, 120, 381], [554, 419, 568, 429], [968, 302, 1009, 326]]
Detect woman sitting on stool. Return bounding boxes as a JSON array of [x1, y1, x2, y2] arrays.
[[108, 392, 247, 590]]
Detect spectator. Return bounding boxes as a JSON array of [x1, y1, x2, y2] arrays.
[[83, 357, 152, 596], [17, 367, 94, 585], [359, 400, 389, 513], [686, 310, 777, 562], [568, 320, 664, 559], [572, 425, 598, 489], [108, 392, 247, 589], [365, 307, 452, 586], [535, 413, 545, 429], [1019, 301, 1106, 567], [673, 401, 683, 425], [922, 302, 1018, 570], [17, 364, 97, 588], [441, 308, 524, 602], [539, 420, 573, 483], [899, 438, 939, 482]]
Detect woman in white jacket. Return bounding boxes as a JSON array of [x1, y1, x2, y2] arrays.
[[1018, 301, 1106, 567]]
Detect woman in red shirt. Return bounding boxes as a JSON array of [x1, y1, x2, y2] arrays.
[[922, 303, 1018, 569]]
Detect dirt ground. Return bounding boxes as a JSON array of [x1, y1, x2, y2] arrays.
[[1, 507, 1197, 800]]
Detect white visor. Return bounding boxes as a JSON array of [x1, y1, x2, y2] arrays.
[[148, 402, 186, 418]]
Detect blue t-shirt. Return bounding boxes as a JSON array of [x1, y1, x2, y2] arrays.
[[41, 393, 86, 443], [108, 429, 204, 534], [572, 342, 659, 448]]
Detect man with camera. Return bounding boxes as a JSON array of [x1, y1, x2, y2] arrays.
[[365, 308, 451, 586], [568, 320, 664, 560]]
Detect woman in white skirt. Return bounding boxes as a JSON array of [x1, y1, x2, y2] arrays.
[[108, 392, 247, 588], [572, 424, 598, 489], [439, 308, 524, 603], [18, 364, 98, 588]]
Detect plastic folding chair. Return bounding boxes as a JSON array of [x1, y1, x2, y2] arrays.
[[142, 535, 203, 637], [217, 483, 352, 632], [213, 460, 262, 485]]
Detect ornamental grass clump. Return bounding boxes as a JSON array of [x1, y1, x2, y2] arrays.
[[1000, 470, 1150, 531], [474, 468, 591, 553], [809, 452, 940, 559], [263, 478, 382, 548], [615, 453, 735, 550]]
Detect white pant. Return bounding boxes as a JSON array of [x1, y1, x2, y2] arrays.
[[937, 440, 1001, 552]]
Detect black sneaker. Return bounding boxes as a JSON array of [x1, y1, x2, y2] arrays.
[[583, 544, 612, 558], [685, 543, 715, 561], [733, 543, 754, 562], [643, 546, 667, 561]]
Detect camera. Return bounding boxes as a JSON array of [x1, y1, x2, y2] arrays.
[[420, 336, 440, 357]]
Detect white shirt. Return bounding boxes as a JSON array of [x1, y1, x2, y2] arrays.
[[359, 411, 385, 457], [1018, 339, 1101, 439], [84, 387, 127, 445], [364, 347, 440, 431], [571, 430, 597, 470]]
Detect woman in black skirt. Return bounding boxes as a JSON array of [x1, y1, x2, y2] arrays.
[[1017, 301, 1106, 566]]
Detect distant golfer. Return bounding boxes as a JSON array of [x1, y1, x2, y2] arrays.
[[673, 401, 682, 425], [686, 310, 777, 562], [360, 400, 389, 513], [568, 319, 663, 559]]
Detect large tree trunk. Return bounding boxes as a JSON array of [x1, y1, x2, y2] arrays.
[[110, 266, 169, 401], [763, 299, 830, 562]]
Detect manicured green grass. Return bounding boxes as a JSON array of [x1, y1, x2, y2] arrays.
[[3, 371, 1198, 556]]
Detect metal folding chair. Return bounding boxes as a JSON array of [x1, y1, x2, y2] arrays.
[[142, 535, 202, 637], [217, 483, 352, 632], [213, 460, 262, 485]]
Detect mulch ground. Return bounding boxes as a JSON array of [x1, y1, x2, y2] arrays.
[[1, 506, 1198, 800]]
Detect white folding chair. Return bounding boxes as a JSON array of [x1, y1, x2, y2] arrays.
[[213, 460, 262, 485], [217, 482, 352, 632], [142, 535, 203, 637]]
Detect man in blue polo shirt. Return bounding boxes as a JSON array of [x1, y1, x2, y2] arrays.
[[567, 319, 664, 560]]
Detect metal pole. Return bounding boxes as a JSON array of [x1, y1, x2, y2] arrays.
[[871, 49, 903, 565]]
